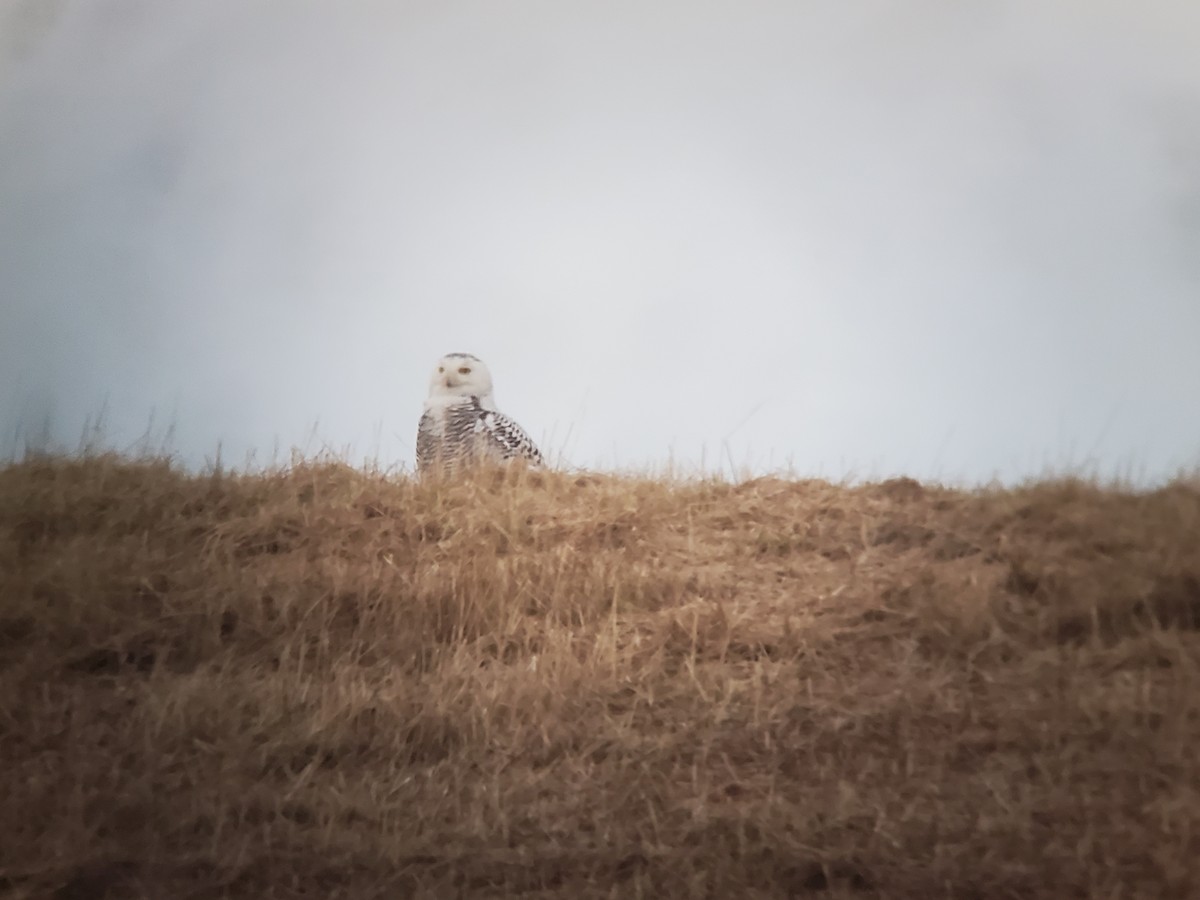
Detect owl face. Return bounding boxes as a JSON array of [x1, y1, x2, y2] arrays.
[[428, 352, 494, 399]]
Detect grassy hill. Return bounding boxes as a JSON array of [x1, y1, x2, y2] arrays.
[[1, 456, 1198, 898]]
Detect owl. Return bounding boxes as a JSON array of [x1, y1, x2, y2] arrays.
[[415, 352, 544, 476]]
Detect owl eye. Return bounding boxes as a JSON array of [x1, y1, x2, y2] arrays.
[[458, 367, 471, 375], [438, 366, 444, 373]]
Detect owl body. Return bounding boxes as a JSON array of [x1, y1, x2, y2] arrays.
[[416, 353, 543, 476]]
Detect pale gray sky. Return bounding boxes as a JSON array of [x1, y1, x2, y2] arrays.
[[2, 1, 1198, 483]]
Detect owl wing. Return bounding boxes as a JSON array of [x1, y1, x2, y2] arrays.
[[476, 408, 544, 466], [415, 410, 439, 473]]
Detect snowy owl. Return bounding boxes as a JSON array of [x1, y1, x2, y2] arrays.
[[415, 352, 544, 476]]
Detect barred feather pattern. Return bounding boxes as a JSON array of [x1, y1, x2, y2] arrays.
[[416, 395, 543, 476]]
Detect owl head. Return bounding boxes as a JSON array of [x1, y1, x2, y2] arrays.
[[427, 352, 495, 402]]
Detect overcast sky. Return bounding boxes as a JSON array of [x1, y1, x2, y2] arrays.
[[1, 1, 1198, 483]]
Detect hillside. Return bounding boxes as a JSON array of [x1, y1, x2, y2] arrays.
[[1, 456, 1198, 899]]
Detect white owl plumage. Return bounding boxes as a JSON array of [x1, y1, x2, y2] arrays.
[[415, 353, 544, 476]]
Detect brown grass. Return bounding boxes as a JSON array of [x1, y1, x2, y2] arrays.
[[1, 455, 1199, 899]]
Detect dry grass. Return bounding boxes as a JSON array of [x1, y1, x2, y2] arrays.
[[1, 455, 1199, 899]]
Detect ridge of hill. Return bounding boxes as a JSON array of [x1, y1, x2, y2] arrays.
[[1, 456, 1198, 898]]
